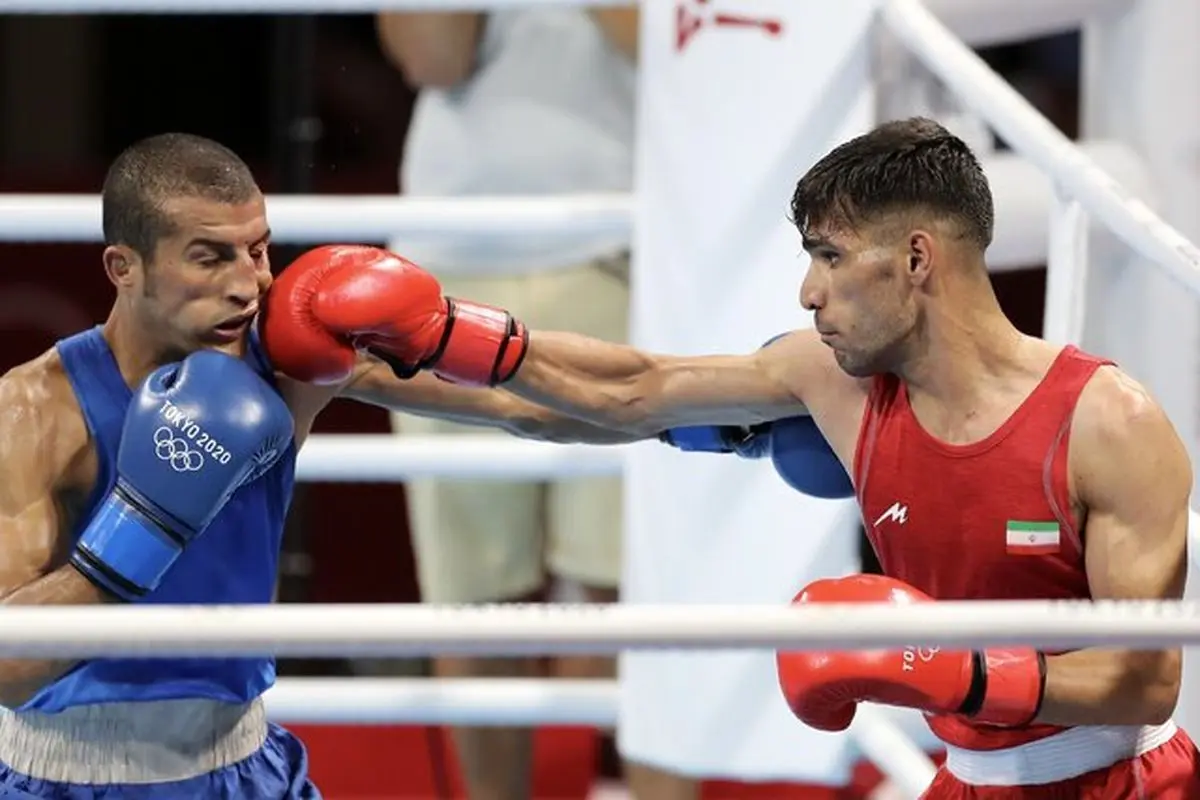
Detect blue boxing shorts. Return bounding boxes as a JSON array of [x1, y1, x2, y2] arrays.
[[0, 698, 319, 799]]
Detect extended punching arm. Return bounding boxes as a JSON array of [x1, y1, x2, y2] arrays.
[[260, 246, 813, 435]]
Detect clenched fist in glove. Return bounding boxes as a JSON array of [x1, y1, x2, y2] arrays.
[[776, 574, 1045, 731], [259, 245, 529, 387]]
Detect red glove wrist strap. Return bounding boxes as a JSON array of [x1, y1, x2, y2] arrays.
[[432, 298, 529, 386], [960, 648, 1046, 727]]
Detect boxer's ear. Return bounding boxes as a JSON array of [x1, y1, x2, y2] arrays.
[[103, 245, 139, 288], [906, 231, 934, 287]]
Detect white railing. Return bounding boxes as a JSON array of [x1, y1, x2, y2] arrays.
[[0, 146, 1148, 276], [883, 0, 1200, 296]]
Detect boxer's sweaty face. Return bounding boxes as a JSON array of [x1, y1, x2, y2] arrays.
[[138, 194, 273, 359], [799, 222, 917, 377]]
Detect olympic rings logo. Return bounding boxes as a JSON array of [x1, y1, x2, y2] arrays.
[[153, 426, 204, 472]]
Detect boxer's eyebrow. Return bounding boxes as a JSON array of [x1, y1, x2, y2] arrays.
[[186, 238, 236, 259], [801, 235, 830, 253], [186, 231, 271, 256]]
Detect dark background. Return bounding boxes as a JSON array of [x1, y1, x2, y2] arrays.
[[0, 14, 1079, 674]]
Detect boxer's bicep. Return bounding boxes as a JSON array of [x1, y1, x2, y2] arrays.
[[0, 370, 79, 596], [509, 330, 810, 431], [0, 366, 118, 706], [1035, 367, 1189, 726], [1076, 367, 1190, 603]]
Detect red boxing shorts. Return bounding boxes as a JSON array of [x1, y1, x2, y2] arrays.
[[923, 722, 1200, 799]]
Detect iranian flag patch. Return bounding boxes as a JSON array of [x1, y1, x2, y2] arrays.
[[1005, 520, 1061, 555]]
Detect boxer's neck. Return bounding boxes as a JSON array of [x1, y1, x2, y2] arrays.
[[101, 309, 187, 391], [897, 277, 1026, 412]]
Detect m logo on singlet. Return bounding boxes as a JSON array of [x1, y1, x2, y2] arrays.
[[873, 501, 908, 527]]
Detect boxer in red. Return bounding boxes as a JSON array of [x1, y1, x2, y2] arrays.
[[262, 117, 1199, 797]]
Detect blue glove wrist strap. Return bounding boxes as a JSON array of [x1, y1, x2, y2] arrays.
[[662, 426, 733, 452], [70, 489, 186, 602]]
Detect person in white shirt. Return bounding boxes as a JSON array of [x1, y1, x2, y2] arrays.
[[377, 9, 697, 800]]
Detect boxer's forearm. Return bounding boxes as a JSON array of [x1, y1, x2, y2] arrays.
[[1033, 647, 1180, 726], [0, 565, 114, 707], [510, 331, 799, 432], [342, 359, 651, 444], [508, 332, 663, 432]]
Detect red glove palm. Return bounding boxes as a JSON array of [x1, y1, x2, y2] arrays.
[[259, 245, 528, 386], [775, 575, 1045, 732]]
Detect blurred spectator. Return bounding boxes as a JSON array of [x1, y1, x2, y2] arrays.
[[376, 8, 687, 800]]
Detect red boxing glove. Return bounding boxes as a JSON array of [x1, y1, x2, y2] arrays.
[[259, 245, 528, 386], [775, 575, 1045, 732]]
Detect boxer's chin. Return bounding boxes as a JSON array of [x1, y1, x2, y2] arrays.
[[200, 319, 252, 356], [832, 348, 877, 378], [197, 330, 249, 358]]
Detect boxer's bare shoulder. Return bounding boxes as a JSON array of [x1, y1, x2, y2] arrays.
[[0, 349, 96, 593], [757, 329, 871, 456], [1068, 364, 1190, 600]]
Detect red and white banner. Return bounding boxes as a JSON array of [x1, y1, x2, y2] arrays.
[[617, 0, 904, 782]]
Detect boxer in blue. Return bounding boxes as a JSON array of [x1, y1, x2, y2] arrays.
[[0, 133, 640, 799]]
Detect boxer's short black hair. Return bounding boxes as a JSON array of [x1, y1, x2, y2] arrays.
[[102, 132, 259, 260], [789, 117, 994, 251]]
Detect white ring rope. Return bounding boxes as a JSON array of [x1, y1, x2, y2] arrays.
[[262, 677, 939, 793], [0, 0, 1099, 53], [848, 703, 940, 797], [0, 0, 631, 10], [296, 435, 627, 481], [0, 193, 632, 245], [883, 0, 1200, 294], [0, 601, 1196, 658], [266, 677, 620, 727]]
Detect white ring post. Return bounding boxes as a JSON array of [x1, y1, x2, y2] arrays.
[[1043, 192, 1089, 346], [1079, 0, 1200, 467]]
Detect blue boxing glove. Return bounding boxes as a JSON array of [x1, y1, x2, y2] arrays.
[[659, 424, 772, 459], [70, 351, 295, 601], [769, 415, 854, 499]]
